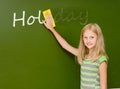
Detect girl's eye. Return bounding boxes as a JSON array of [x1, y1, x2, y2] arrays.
[[84, 37, 87, 39], [90, 36, 94, 39]]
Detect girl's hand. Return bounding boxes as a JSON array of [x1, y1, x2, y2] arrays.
[[43, 14, 54, 31]]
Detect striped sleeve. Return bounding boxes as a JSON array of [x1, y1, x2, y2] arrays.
[[98, 56, 107, 64]]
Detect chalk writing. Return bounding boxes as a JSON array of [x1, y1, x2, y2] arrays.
[[13, 10, 43, 27], [13, 9, 88, 27], [54, 8, 88, 25]]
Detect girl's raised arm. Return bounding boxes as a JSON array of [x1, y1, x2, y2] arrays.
[[43, 14, 79, 56]]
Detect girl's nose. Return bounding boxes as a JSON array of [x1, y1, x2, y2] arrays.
[[87, 38, 90, 43]]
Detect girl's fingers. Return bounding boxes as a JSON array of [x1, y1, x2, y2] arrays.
[[42, 15, 53, 29]]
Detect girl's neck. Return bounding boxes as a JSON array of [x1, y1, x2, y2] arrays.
[[87, 49, 93, 58], [87, 53, 92, 59]]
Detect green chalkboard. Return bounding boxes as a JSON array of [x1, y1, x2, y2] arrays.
[[0, 0, 120, 89]]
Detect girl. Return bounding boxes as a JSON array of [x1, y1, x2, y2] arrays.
[[43, 14, 108, 89]]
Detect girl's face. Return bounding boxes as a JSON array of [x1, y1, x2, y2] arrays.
[[83, 30, 97, 50]]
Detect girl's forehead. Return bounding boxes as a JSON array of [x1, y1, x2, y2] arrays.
[[84, 30, 96, 34]]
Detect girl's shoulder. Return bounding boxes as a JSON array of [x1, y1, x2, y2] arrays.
[[96, 55, 108, 64]]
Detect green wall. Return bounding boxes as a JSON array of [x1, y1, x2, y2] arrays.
[[0, 0, 120, 89]]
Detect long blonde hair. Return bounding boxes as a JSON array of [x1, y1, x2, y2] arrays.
[[77, 23, 108, 64]]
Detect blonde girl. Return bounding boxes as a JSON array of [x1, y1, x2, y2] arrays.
[[43, 14, 108, 89]]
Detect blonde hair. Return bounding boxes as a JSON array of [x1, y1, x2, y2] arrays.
[[77, 23, 108, 64]]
